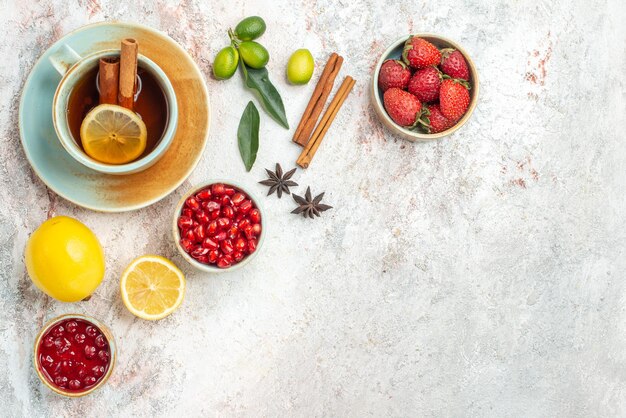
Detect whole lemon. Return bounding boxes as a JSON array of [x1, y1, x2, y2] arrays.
[[25, 216, 105, 302], [287, 49, 314, 85]]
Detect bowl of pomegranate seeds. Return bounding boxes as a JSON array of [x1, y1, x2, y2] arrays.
[[34, 314, 115, 397], [173, 181, 265, 272], [371, 33, 479, 141]]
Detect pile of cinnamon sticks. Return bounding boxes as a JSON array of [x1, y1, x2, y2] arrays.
[[98, 38, 138, 110], [294, 53, 355, 169]]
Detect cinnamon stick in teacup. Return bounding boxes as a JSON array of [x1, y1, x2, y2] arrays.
[[118, 38, 138, 110], [98, 57, 119, 105]]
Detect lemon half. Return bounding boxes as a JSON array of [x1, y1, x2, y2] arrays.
[[120, 255, 185, 320], [80, 104, 147, 164]]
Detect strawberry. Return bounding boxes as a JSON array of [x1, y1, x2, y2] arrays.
[[402, 36, 441, 69], [439, 79, 470, 121], [407, 66, 441, 103], [378, 59, 411, 92], [421, 104, 455, 133], [440, 48, 470, 80], [383, 88, 423, 127]]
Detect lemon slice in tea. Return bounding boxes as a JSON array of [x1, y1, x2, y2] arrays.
[[80, 104, 147, 164], [120, 255, 185, 320]]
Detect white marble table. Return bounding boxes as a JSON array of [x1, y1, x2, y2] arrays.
[[1, 0, 625, 416]]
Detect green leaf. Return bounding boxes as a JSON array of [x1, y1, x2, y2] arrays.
[[240, 61, 289, 129], [238, 101, 260, 171]]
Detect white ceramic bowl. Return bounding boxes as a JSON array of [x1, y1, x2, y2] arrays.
[[172, 180, 266, 273], [371, 33, 479, 141]]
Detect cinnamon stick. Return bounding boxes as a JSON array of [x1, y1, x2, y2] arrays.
[[98, 57, 119, 105], [119, 38, 138, 110], [293, 53, 343, 146], [296, 76, 355, 169]]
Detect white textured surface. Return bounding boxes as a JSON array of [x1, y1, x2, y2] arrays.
[[1, 0, 626, 416]]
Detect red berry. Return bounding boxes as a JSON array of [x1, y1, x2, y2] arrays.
[[44, 336, 55, 347], [383, 88, 423, 127], [65, 321, 78, 334], [378, 59, 411, 92], [249, 208, 261, 223], [84, 345, 96, 359], [402, 36, 441, 69], [98, 350, 109, 362], [211, 183, 225, 196], [407, 66, 441, 103], [85, 326, 97, 338], [423, 104, 455, 134], [92, 365, 105, 377], [196, 189, 212, 200], [231, 193, 245, 205], [69, 379, 81, 390], [95, 334, 106, 348], [54, 376, 68, 388], [439, 79, 470, 121], [440, 48, 469, 80], [52, 326, 64, 337], [83, 376, 97, 387], [185, 196, 200, 211]]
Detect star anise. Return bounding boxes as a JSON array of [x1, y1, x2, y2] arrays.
[[291, 187, 332, 219], [258, 163, 298, 198]]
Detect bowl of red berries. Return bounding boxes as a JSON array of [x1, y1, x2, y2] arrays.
[[34, 314, 115, 397], [371, 33, 479, 141], [173, 181, 265, 272]]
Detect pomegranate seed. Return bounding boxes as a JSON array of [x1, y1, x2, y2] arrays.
[[239, 200, 252, 214], [224, 186, 236, 196], [194, 224, 206, 241], [196, 255, 210, 264], [222, 205, 234, 219], [231, 193, 245, 205], [234, 213, 245, 223], [235, 237, 247, 252], [221, 239, 234, 254], [244, 225, 254, 240], [250, 209, 261, 223], [182, 208, 194, 218], [251, 223, 262, 236], [205, 201, 220, 212], [195, 211, 210, 225], [207, 221, 218, 235], [191, 247, 209, 258], [202, 238, 219, 250], [185, 196, 200, 211], [228, 226, 239, 239], [184, 229, 195, 241], [217, 217, 231, 229], [211, 183, 225, 196], [213, 231, 227, 241], [248, 239, 257, 253], [221, 195, 231, 206], [233, 251, 244, 262], [180, 239, 193, 252], [208, 250, 219, 263], [217, 255, 233, 268], [238, 218, 250, 230], [196, 189, 211, 200], [210, 210, 220, 220]]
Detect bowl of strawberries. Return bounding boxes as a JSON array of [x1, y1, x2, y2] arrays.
[[371, 34, 479, 141]]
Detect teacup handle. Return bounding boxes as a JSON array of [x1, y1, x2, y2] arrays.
[[49, 44, 82, 76]]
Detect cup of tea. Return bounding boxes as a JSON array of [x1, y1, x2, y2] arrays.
[[50, 44, 178, 175]]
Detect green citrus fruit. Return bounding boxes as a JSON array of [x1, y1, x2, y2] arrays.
[[239, 41, 270, 69], [287, 49, 315, 85], [25, 216, 105, 302], [213, 46, 239, 80], [234, 16, 266, 41]]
